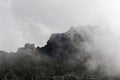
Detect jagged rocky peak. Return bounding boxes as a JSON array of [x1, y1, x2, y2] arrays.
[[24, 43, 35, 49], [40, 26, 86, 59], [40, 25, 112, 60], [41, 26, 84, 49], [67, 26, 112, 42], [17, 43, 37, 54], [48, 26, 84, 44], [48, 25, 106, 43]]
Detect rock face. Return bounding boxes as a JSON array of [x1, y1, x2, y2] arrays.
[[40, 27, 86, 61], [17, 43, 38, 55]]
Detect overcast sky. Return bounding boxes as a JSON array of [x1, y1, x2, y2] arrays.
[[0, 0, 120, 52]]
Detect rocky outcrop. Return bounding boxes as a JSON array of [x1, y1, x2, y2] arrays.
[[40, 27, 87, 61]]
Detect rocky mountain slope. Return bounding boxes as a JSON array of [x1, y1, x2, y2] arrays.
[[0, 26, 117, 80]]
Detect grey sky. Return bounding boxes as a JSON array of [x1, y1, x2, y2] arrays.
[[0, 0, 120, 52]]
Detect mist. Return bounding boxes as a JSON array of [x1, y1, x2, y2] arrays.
[[1, 0, 120, 51], [72, 26, 120, 77], [1, 0, 120, 79], [1, 26, 120, 79]]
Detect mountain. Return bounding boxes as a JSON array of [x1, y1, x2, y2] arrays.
[[0, 26, 115, 80], [39, 27, 89, 62], [39, 26, 111, 61]]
